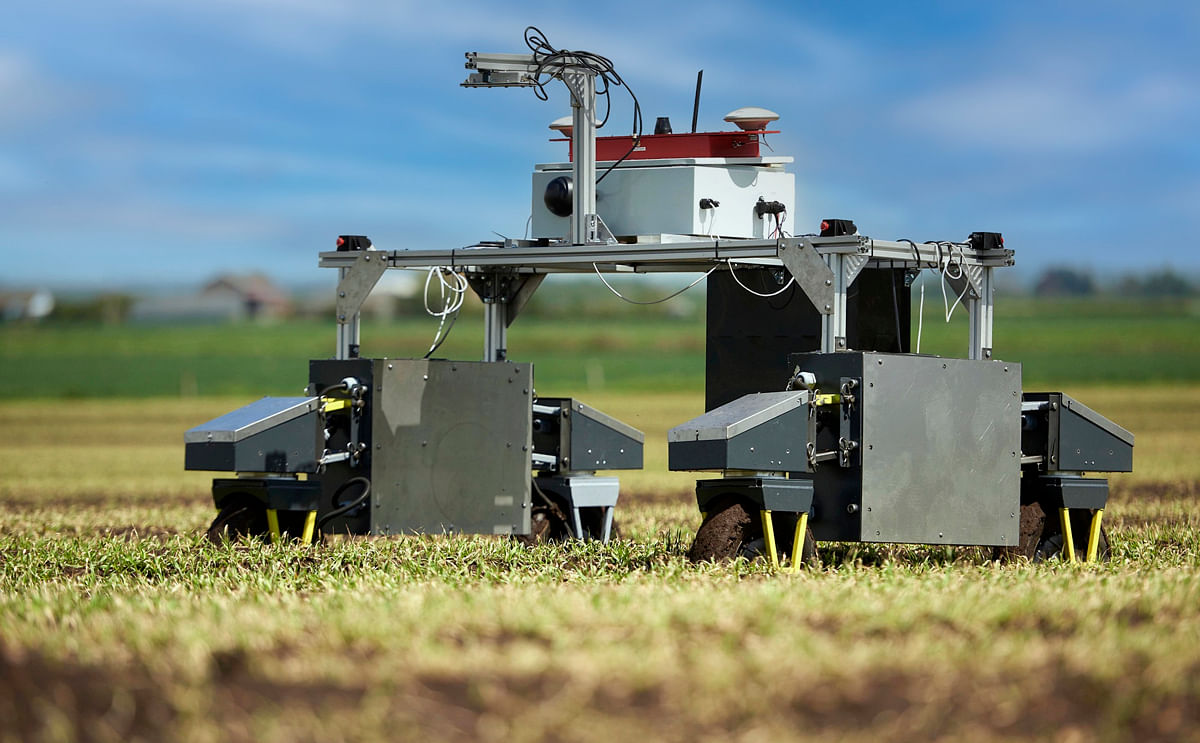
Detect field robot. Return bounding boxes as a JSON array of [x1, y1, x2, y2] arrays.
[[186, 30, 1132, 564]]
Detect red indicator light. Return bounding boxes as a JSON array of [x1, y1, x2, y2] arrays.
[[336, 237, 345, 248], [820, 220, 830, 232]]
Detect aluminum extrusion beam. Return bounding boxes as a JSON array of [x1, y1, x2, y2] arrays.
[[318, 236, 1010, 273]]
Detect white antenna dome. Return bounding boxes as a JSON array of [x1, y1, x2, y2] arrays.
[[723, 107, 780, 131]]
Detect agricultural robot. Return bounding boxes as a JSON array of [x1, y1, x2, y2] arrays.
[[186, 29, 1132, 564]]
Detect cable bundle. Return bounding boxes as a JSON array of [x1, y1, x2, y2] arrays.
[[522, 26, 643, 183]]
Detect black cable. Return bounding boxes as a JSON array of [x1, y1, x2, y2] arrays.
[[316, 476, 371, 530], [890, 268, 904, 352], [522, 26, 642, 184], [423, 308, 459, 359]]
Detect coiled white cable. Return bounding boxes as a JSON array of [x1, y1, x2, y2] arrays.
[[423, 267, 468, 357]]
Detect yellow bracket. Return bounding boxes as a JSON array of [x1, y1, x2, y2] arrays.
[[1061, 507, 1107, 563], [1086, 508, 1105, 562], [301, 510, 317, 544], [323, 397, 350, 414], [266, 509, 282, 544], [760, 510, 809, 574], [761, 510, 780, 570], [813, 393, 843, 407]]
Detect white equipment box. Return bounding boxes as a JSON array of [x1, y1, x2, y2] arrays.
[[531, 157, 795, 241]]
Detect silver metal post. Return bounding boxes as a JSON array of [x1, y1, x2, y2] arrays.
[[566, 71, 597, 246], [483, 301, 507, 362], [968, 266, 994, 360], [335, 267, 361, 360], [822, 253, 847, 352]]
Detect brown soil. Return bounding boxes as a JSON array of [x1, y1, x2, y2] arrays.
[[0, 642, 174, 742], [3, 640, 1197, 742], [1110, 480, 1200, 502], [687, 498, 756, 562], [994, 501, 1047, 561]]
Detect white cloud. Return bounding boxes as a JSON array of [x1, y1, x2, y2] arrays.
[[893, 65, 1197, 153], [0, 51, 87, 132]]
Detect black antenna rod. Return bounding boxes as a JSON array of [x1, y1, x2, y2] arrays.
[[690, 70, 703, 133]]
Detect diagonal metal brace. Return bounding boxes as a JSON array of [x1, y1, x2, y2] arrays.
[[466, 270, 547, 328], [778, 239, 835, 315], [335, 251, 388, 324]]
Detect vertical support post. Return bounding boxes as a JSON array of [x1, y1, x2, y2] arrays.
[[566, 71, 597, 246], [301, 510, 317, 544], [761, 510, 780, 570], [266, 509, 282, 544], [602, 506, 615, 543], [483, 300, 508, 362], [1059, 507, 1076, 563], [335, 267, 361, 361], [1086, 509, 1105, 562], [788, 511, 809, 574], [968, 266, 994, 360], [821, 253, 847, 353]]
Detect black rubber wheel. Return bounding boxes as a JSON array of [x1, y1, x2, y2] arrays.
[[1035, 507, 1111, 562], [206, 497, 269, 544], [687, 497, 817, 567], [515, 483, 622, 545], [993, 502, 1110, 562], [515, 502, 573, 546]]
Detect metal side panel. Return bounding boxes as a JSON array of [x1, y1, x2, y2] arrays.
[[860, 354, 1021, 547], [185, 409, 322, 473], [669, 391, 809, 442], [185, 397, 319, 444], [567, 407, 644, 471], [1056, 394, 1134, 472], [369, 359, 532, 536]]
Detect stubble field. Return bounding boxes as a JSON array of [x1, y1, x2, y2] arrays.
[[2, 379, 1198, 742]]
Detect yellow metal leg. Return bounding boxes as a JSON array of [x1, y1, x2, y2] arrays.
[[761, 510, 780, 570], [301, 510, 317, 544], [1086, 508, 1105, 562], [787, 512, 810, 574], [1059, 508, 1076, 563], [266, 508, 281, 544]]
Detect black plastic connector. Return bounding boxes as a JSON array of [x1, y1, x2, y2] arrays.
[[755, 197, 786, 217], [819, 219, 856, 237], [968, 232, 1004, 251], [336, 235, 372, 252]]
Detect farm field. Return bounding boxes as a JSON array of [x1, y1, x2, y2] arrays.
[[2, 295, 1199, 741], [2, 380, 1199, 741], [1, 296, 1198, 398]]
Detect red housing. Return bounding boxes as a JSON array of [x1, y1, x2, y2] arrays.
[[560, 130, 779, 161]]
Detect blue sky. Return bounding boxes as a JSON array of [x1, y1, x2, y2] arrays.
[[2, 0, 1198, 289]]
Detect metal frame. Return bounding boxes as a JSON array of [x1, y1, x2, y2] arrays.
[[322, 235, 1012, 362]]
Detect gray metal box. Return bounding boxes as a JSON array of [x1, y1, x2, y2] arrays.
[[1022, 392, 1134, 473], [369, 359, 532, 536], [789, 352, 1022, 547], [667, 391, 811, 473], [532, 397, 644, 472], [184, 396, 322, 474]]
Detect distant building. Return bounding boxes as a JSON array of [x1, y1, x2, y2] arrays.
[[129, 274, 292, 324], [200, 274, 292, 320], [0, 289, 55, 322]]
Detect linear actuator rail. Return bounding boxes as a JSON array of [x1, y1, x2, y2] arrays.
[[317, 236, 1013, 274]]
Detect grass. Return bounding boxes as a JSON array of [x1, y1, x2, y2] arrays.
[[1, 384, 1199, 741]]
